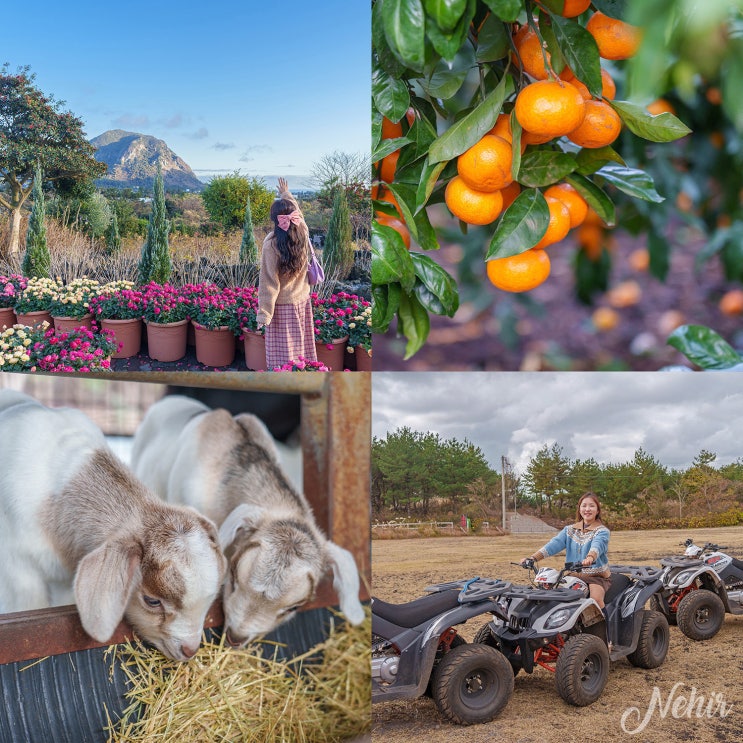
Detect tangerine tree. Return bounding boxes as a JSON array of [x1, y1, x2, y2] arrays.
[[372, 0, 690, 358]]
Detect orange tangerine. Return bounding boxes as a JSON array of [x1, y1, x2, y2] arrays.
[[538, 0, 592, 16], [533, 196, 571, 249], [577, 223, 604, 258], [706, 87, 722, 105], [569, 69, 617, 101], [567, 100, 622, 148], [544, 183, 588, 228], [719, 289, 743, 316], [379, 150, 399, 183], [515, 80, 586, 139], [586, 11, 642, 60], [646, 98, 676, 116], [445, 176, 504, 225], [381, 117, 403, 139], [457, 134, 513, 191], [487, 248, 551, 292], [500, 181, 522, 211]]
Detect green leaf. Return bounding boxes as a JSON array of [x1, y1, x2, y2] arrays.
[[372, 222, 416, 291], [486, 189, 551, 259], [372, 64, 411, 122], [609, 100, 692, 143], [426, 0, 476, 62], [398, 291, 431, 359], [596, 164, 664, 204], [383, 0, 427, 73], [551, 15, 602, 97], [565, 173, 616, 226], [385, 182, 420, 242], [372, 110, 382, 153], [475, 13, 510, 63], [591, 0, 629, 20], [423, 0, 469, 32], [428, 74, 514, 163], [412, 207, 440, 250], [372, 283, 401, 333], [372, 136, 411, 163], [518, 150, 577, 188], [538, 0, 566, 13], [721, 39, 743, 132], [416, 157, 448, 210], [667, 325, 743, 370], [372, 0, 408, 78], [481, 0, 521, 23], [420, 45, 474, 99], [410, 253, 459, 316], [575, 145, 625, 175], [541, 21, 569, 77], [647, 229, 670, 282], [510, 111, 522, 181]]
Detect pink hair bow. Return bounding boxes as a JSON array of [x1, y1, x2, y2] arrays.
[[277, 210, 303, 231]]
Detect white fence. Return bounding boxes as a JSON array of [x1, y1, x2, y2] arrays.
[[372, 521, 456, 532]]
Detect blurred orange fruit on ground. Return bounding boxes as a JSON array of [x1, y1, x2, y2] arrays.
[[607, 280, 642, 308], [592, 306, 620, 331], [719, 289, 743, 315], [628, 248, 650, 272]]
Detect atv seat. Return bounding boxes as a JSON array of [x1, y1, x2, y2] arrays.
[[604, 573, 632, 605], [660, 557, 703, 568], [372, 591, 462, 628]]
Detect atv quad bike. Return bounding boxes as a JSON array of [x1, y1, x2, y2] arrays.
[[474, 561, 670, 707], [372, 578, 515, 725]]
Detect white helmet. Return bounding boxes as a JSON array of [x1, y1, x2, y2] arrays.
[[535, 567, 560, 589]]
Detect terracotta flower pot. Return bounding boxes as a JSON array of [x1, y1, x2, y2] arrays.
[[315, 335, 349, 371], [186, 319, 196, 347], [100, 317, 143, 359], [145, 319, 189, 362], [354, 347, 373, 372], [16, 310, 53, 329], [0, 307, 16, 330], [53, 314, 93, 333], [193, 323, 235, 367], [243, 330, 266, 371]]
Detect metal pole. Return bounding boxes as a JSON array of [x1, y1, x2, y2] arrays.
[[501, 455, 507, 532]]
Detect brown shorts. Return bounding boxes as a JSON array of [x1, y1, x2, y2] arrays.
[[581, 574, 613, 592]]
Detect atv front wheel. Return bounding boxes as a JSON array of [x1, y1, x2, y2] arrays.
[[431, 644, 514, 725], [627, 610, 670, 668], [555, 634, 609, 706], [676, 589, 725, 641]]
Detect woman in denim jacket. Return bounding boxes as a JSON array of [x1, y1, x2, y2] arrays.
[[521, 492, 611, 608]]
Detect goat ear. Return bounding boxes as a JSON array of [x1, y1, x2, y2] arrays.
[[234, 414, 280, 462], [218, 503, 265, 550], [325, 541, 365, 625], [74, 539, 141, 642]]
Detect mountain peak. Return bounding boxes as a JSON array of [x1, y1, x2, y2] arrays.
[[90, 130, 204, 192]]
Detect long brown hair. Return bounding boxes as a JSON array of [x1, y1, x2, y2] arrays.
[[270, 198, 306, 276], [574, 492, 604, 526]]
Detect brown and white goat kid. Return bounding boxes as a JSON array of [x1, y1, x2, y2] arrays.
[[131, 395, 365, 646], [0, 391, 226, 661]]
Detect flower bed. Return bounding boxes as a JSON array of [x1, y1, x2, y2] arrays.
[[4, 275, 370, 371]]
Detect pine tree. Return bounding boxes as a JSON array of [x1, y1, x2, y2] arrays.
[[105, 210, 121, 254], [324, 187, 354, 280], [137, 164, 171, 284], [239, 192, 258, 263], [21, 164, 51, 278]]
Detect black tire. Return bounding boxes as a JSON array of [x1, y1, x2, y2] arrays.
[[627, 610, 670, 668], [473, 623, 521, 676], [431, 644, 514, 725], [649, 594, 677, 626], [554, 634, 609, 707], [676, 589, 725, 641]]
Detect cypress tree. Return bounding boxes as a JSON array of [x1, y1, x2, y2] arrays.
[[239, 192, 258, 263], [137, 163, 171, 283], [21, 164, 51, 278], [324, 187, 354, 280], [105, 209, 121, 254]]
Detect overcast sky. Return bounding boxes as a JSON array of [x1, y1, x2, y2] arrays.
[[372, 373, 743, 473], [3, 1, 368, 179]]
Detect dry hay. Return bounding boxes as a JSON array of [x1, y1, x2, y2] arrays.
[[106, 611, 371, 743]]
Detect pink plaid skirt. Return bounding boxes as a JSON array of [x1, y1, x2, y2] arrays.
[[265, 298, 318, 369]]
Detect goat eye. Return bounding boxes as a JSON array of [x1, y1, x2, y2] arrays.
[[143, 595, 162, 608]]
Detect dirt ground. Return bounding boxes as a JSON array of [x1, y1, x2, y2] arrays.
[[372, 527, 743, 742], [374, 221, 743, 371]]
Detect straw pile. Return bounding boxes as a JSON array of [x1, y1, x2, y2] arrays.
[[106, 611, 370, 743]]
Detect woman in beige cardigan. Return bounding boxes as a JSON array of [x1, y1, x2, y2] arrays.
[[257, 177, 318, 369]]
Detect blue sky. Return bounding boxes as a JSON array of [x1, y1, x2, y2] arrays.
[[3, 1, 370, 183]]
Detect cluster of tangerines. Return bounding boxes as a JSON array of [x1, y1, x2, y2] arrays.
[[374, 3, 645, 295]]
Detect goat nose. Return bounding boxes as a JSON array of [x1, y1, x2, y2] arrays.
[[225, 629, 246, 647], [180, 643, 199, 659]]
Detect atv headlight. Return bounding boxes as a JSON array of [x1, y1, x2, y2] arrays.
[[670, 570, 695, 587], [544, 607, 579, 630]]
